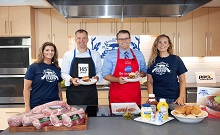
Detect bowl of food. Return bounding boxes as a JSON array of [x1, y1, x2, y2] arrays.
[[205, 95, 220, 117], [171, 105, 208, 123]]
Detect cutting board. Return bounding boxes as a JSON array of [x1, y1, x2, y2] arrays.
[[9, 114, 88, 132]]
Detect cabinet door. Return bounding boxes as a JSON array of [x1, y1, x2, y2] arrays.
[[97, 18, 115, 35], [115, 18, 131, 33], [177, 12, 193, 56], [145, 18, 160, 35], [67, 18, 83, 36], [35, 9, 52, 57], [130, 18, 146, 35], [0, 7, 9, 36], [51, 9, 68, 58], [193, 8, 208, 56], [161, 18, 177, 53], [208, 8, 220, 56], [83, 18, 98, 35], [8, 6, 31, 36]]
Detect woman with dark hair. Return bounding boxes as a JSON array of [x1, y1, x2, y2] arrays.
[[147, 34, 187, 106], [23, 42, 63, 112]]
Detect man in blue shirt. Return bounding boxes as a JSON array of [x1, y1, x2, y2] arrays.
[[102, 30, 147, 105]]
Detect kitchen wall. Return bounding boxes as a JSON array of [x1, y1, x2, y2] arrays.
[[58, 35, 220, 84], [141, 40, 220, 83]]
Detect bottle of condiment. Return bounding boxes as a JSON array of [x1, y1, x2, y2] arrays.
[[157, 98, 169, 120], [146, 94, 158, 113], [141, 104, 152, 120]]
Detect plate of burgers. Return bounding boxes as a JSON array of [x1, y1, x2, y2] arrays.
[[124, 72, 142, 82], [78, 76, 97, 85], [171, 105, 208, 123]]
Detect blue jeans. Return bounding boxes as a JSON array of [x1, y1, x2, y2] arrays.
[[155, 97, 176, 104]]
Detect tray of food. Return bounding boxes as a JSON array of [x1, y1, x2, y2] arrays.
[[78, 76, 97, 85], [124, 72, 142, 82], [111, 102, 141, 115], [8, 101, 88, 132]]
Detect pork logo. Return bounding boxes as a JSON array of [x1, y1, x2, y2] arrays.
[[41, 69, 58, 82], [152, 62, 171, 75], [90, 36, 140, 59], [198, 89, 209, 96], [199, 74, 213, 80]]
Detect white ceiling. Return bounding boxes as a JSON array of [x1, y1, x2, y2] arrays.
[[0, 0, 220, 8]]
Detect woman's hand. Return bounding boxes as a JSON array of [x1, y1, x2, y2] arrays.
[[174, 97, 185, 106]]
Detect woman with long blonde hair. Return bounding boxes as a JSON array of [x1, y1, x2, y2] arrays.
[[147, 34, 187, 106], [23, 42, 63, 112]]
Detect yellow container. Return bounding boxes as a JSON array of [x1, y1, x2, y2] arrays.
[[157, 98, 169, 120]]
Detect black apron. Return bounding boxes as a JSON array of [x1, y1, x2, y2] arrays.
[[66, 49, 98, 105]]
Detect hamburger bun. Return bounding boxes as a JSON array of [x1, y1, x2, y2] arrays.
[[127, 72, 136, 79], [191, 107, 201, 115], [174, 106, 186, 114], [82, 76, 90, 82]]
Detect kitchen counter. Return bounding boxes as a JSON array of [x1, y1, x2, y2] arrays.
[[0, 116, 219, 135]]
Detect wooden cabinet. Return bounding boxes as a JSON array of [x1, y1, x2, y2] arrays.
[[193, 7, 220, 56], [207, 8, 220, 56], [115, 18, 131, 33], [145, 18, 160, 35], [0, 6, 34, 36], [176, 12, 193, 56], [67, 18, 98, 36], [130, 18, 146, 35], [0, 108, 24, 130], [193, 8, 209, 56], [97, 18, 116, 35], [161, 18, 177, 53], [35, 9, 68, 58]]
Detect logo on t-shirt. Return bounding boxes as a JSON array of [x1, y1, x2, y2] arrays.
[[41, 69, 59, 82], [152, 62, 171, 75]]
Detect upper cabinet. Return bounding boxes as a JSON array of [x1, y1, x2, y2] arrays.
[[115, 18, 131, 33], [193, 8, 209, 57], [207, 8, 220, 56], [130, 18, 146, 35], [35, 9, 68, 58], [67, 18, 98, 36], [97, 18, 116, 35], [145, 18, 160, 35], [0, 6, 34, 36], [176, 12, 193, 56]]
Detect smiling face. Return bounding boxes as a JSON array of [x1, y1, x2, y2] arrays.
[[43, 45, 55, 60], [75, 31, 89, 50], [157, 36, 170, 53], [117, 33, 131, 50]]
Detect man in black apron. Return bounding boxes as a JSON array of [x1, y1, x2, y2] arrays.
[[61, 29, 102, 106]]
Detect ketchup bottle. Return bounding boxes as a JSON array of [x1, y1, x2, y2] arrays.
[[146, 94, 158, 113]]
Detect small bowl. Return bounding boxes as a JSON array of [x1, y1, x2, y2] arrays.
[[171, 110, 208, 123]]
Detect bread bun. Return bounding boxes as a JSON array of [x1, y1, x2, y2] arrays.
[[191, 108, 201, 115], [127, 72, 136, 79], [82, 76, 90, 82], [174, 106, 186, 114]]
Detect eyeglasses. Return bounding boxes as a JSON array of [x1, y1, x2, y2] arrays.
[[117, 38, 130, 41]]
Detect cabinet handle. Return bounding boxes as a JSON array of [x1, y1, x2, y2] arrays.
[[84, 22, 87, 30], [205, 32, 208, 56], [178, 33, 180, 55], [5, 21, 7, 34], [210, 32, 212, 55], [10, 21, 12, 34], [173, 33, 176, 52], [115, 22, 118, 33], [111, 22, 113, 33], [146, 21, 149, 33], [80, 22, 82, 29], [52, 34, 55, 43], [142, 21, 145, 33], [48, 34, 50, 42]]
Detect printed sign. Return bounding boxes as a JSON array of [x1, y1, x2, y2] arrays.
[[195, 72, 216, 83]]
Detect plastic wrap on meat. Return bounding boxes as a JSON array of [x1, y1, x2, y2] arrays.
[[22, 114, 45, 126], [8, 111, 33, 127], [32, 117, 51, 129], [31, 101, 70, 114], [62, 113, 85, 127]]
